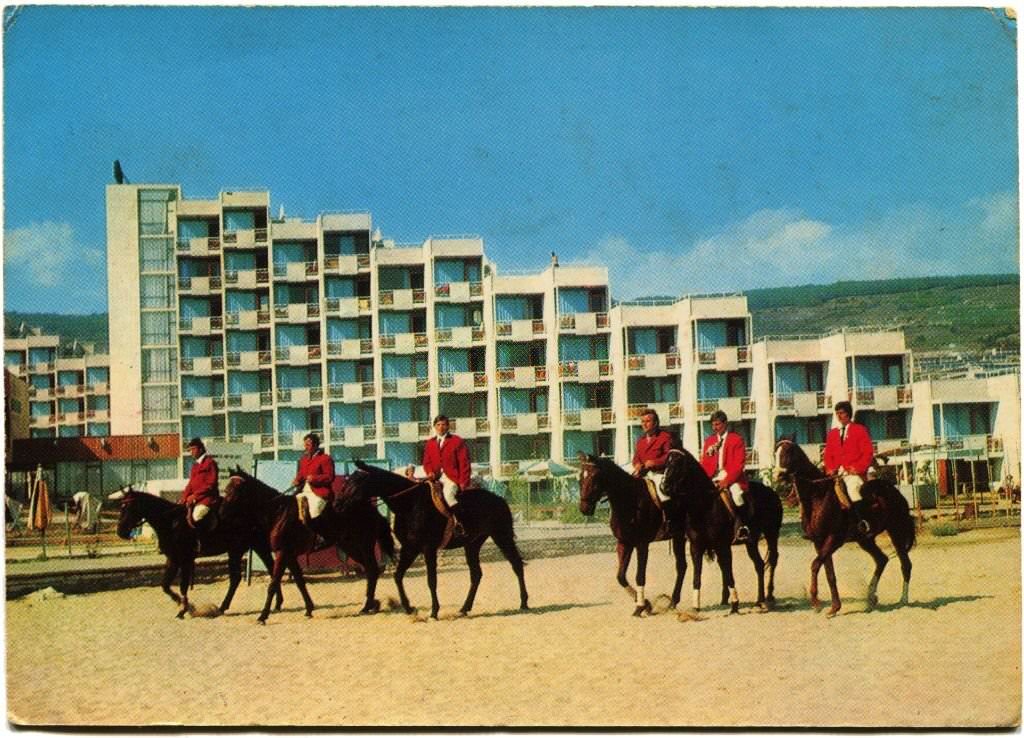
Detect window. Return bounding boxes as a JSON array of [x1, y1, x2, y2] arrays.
[[142, 386, 178, 421], [141, 313, 174, 346], [138, 190, 174, 235], [140, 238, 173, 272], [140, 275, 175, 308], [142, 348, 176, 383]]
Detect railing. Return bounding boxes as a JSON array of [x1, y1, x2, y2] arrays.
[[305, 261, 319, 277], [557, 359, 611, 379], [626, 352, 681, 371], [430, 281, 482, 298], [495, 365, 548, 384], [558, 312, 609, 330], [261, 433, 275, 449], [745, 449, 759, 467], [695, 397, 755, 416], [849, 384, 913, 407], [772, 391, 830, 411], [500, 413, 551, 431], [357, 253, 370, 269], [696, 345, 752, 365], [562, 408, 615, 427]]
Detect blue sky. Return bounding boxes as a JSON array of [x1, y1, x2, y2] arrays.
[[3, 6, 1019, 313]]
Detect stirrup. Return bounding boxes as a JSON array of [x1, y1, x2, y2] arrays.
[[857, 519, 871, 535], [733, 526, 750, 544]]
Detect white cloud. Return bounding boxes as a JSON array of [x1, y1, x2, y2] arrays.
[[4, 221, 106, 305], [586, 193, 1020, 300]]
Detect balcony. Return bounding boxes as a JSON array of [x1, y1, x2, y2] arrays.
[[378, 288, 426, 310], [324, 296, 362, 318], [29, 386, 55, 400], [324, 254, 361, 275], [849, 385, 913, 408], [379, 332, 429, 353], [696, 397, 756, 417], [437, 371, 488, 392], [277, 429, 322, 449], [86, 382, 110, 395], [626, 353, 681, 376], [772, 391, 831, 416], [499, 461, 523, 477], [180, 396, 223, 415], [274, 345, 322, 365], [496, 366, 549, 386], [225, 349, 268, 371], [223, 267, 270, 288], [558, 359, 612, 382], [562, 408, 615, 429], [380, 377, 430, 397], [226, 391, 263, 412], [434, 281, 483, 302], [934, 434, 1004, 456], [31, 361, 55, 374], [382, 421, 432, 442], [177, 275, 222, 294], [56, 383, 85, 397], [179, 355, 225, 375], [327, 381, 376, 402], [695, 345, 752, 369], [499, 412, 551, 435], [626, 402, 683, 423], [495, 319, 546, 341], [227, 432, 264, 449], [178, 315, 223, 334], [275, 386, 324, 406], [745, 449, 760, 468], [435, 325, 485, 347], [224, 309, 270, 330], [326, 338, 374, 359], [84, 408, 110, 422], [558, 312, 609, 334], [273, 303, 320, 323], [448, 416, 490, 439], [329, 424, 378, 446], [176, 236, 221, 256], [271, 261, 319, 282], [29, 414, 54, 427], [221, 227, 268, 248]]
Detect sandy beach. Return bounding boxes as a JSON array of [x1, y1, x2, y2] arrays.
[[7, 527, 1020, 728]]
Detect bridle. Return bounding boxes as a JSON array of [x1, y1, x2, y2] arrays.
[[774, 440, 834, 487]]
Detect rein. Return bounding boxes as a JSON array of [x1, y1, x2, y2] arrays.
[[388, 480, 430, 500]]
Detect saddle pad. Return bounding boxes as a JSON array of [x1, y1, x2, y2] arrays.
[[644, 478, 663, 510], [429, 482, 451, 518], [833, 478, 853, 510]]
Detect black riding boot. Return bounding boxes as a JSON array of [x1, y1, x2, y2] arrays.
[[852, 499, 872, 536], [732, 504, 751, 544], [450, 505, 466, 538]]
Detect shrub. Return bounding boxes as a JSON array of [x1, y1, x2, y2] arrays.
[[931, 521, 960, 537]]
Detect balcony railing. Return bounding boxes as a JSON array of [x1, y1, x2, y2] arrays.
[[495, 366, 549, 384], [626, 352, 682, 372], [849, 384, 913, 407], [561, 408, 615, 428], [772, 391, 830, 412], [626, 402, 683, 422], [696, 397, 756, 416], [558, 312, 609, 331], [696, 345, 752, 366], [745, 449, 759, 467], [557, 359, 612, 379], [437, 371, 489, 390]]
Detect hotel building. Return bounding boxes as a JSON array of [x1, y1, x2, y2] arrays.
[[104, 184, 1020, 487]]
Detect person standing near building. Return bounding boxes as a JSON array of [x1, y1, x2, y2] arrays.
[[700, 411, 751, 543], [180, 438, 219, 533], [291, 432, 335, 535], [823, 401, 874, 535], [417, 415, 471, 535]]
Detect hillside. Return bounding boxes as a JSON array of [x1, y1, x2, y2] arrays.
[[4, 274, 1019, 355]]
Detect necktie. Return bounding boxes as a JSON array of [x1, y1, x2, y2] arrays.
[[840, 427, 847, 444]]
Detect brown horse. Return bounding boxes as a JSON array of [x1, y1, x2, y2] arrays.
[[577, 454, 687, 616], [339, 462, 528, 620], [660, 448, 782, 613], [773, 439, 915, 616], [220, 470, 395, 624], [110, 487, 281, 619]]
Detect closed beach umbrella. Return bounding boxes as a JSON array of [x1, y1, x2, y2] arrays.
[[29, 467, 51, 532]]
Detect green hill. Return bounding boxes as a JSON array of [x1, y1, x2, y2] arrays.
[[4, 312, 109, 351], [748, 275, 1019, 353]]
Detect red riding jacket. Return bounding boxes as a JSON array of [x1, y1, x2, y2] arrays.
[[293, 449, 336, 499], [700, 432, 749, 491], [422, 434, 472, 489], [181, 455, 220, 507], [632, 430, 674, 472], [823, 422, 874, 476]]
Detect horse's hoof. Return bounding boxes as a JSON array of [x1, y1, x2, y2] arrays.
[[866, 594, 879, 611], [766, 595, 776, 604], [256, 618, 267, 626], [457, 609, 469, 617], [520, 604, 530, 611], [305, 611, 313, 619], [361, 600, 381, 615], [756, 601, 769, 612], [430, 612, 439, 621], [176, 612, 186, 620], [729, 602, 740, 615], [404, 606, 415, 615], [826, 605, 841, 618]]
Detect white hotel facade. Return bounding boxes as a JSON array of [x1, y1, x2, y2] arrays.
[[105, 184, 1021, 485]]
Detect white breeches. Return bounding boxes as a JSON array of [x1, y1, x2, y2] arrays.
[[192, 503, 210, 521], [715, 471, 746, 506], [299, 485, 327, 518], [441, 473, 461, 507], [842, 473, 865, 502]]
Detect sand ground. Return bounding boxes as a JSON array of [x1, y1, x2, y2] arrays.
[[6, 527, 1020, 728]]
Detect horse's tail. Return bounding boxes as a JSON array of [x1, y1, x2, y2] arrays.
[[877, 482, 917, 552]]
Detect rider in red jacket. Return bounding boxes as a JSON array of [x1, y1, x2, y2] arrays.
[[700, 411, 751, 544], [292, 433, 335, 532], [415, 415, 472, 534], [180, 437, 219, 533], [823, 400, 874, 534]]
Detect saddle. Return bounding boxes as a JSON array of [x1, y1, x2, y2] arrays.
[[429, 482, 459, 550], [643, 478, 663, 511], [832, 478, 853, 510]]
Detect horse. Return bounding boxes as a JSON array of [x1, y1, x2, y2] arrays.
[[577, 454, 688, 616], [220, 469, 395, 624], [773, 439, 915, 616], [660, 448, 783, 613], [339, 463, 528, 620], [109, 487, 280, 619]]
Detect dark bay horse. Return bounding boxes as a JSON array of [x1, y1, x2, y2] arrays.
[[220, 470, 395, 624], [110, 487, 280, 619], [773, 439, 915, 616], [577, 454, 687, 616], [661, 448, 782, 613], [340, 463, 528, 620]]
